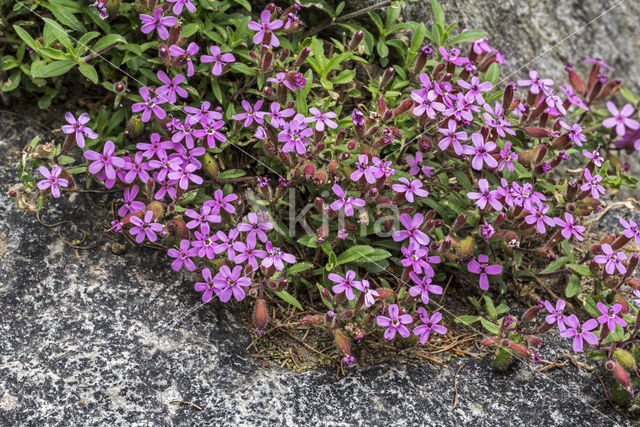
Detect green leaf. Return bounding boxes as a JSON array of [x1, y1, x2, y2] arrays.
[[484, 295, 497, 322], [92, 34, 127, 52], [274, 290, 303, 311], [231, 62, 256, 76], [385, 4, 402, 27], [376, 39, 389, 57], [287, 262, 313, 275], [219, 169, 246, 179], [2, 71, 21, 92], [561, 240, 575, 263], [33, 61, 76, 78], [332, 69, 355, 85], [13, 25, 41, 53], [582, 295, 601, 318], [446, 29, 488, 46], [78, 63, 98, 84], [430, 0, 445, 27], [480, 318, 500, 335], [38, 48, 72, 61], [297, 234, 319, 248], [567, 263, 591, 277], [336, 245, 377, 265], [485, 62, 500, 85], [455, 315, 480, 325], [368, 11, 384, 34], [539, 256, 569, 274], [619, 86, 639, 104], [43, 18, 73, 53], [565, 274, 581, 298], [233, 0, 251, 11]]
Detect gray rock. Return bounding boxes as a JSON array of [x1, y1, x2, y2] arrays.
[[0, 111, 631, 425]]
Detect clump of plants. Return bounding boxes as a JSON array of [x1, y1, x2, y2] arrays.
[[6, 0, 640, 410]]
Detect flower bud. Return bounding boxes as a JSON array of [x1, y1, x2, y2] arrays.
[[492, 212, 506, 228], [114, 80, 127, 94], [521, 305, 540, 325], [374, 288, 394, 300], [536, 321, 555, 334], [294, 47, 311, 68], [526, 335, 545, 349], [334, 329, 352, 360], [169, 23, 181, 45], [606, 360, 631, 389], [481, 337, 499, 347], [518, 150, 534, 167], [253, 299, 269, 336], [300, 314, 324, 324], [106, 0, 121, 18], [567, 66, 586, 94], [502, 82, 514, 112], [457, 236, 475, 259], [348, 30, 364, 51], [503, 339, 533, 358], [380, 67, 395, 90], [393, 98, 414, 117], [533, 144, 548, 163], [147, 201, 164, 220]]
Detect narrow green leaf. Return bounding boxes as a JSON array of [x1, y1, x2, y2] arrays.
[[567, 263, 591, 277], [446, 29, 488, 46], [33, 60, 76, 78], [287, 262, 313, 275], [430, 0, 445, 27], [480, 318, 500, 335], [274, 290, 303, 311], [455, 315, 480, 325], [78, 63, 98, 84], [484, 295, 497, 322], [43, 18, 73, 52], [539, 256, 569, 274], [336, 245, 376, 265], [92, 34, 127, 52], [565, 274, 581, 298]]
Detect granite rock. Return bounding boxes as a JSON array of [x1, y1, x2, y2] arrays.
[[0, 111, 631, 425]]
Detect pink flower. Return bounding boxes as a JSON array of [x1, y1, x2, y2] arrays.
[[305, 107, 338, 132], [213, 265, 252, 302], [544, 299, 567, 331], [593, 244, 627, 275], [329, 184, 366, 217], [167, 239, 199, 271], [37, 165, 69, 198], [248, 9, 283, 48], [268, 102, 295, 128], [437, 119, 468, 155], [438, 46, 468, 66], [392, 213, 430, 247], [236, 212, 273, 245], [262, 241, 296, 271], [559, 314, 598, 352], [139, 8, 177, 40], [524, 204, 555, 234], [201, 45, 235, 76], [61, 112, 97, 148], [118, 185, 145, 217], [596, 302, 627, 331], [468, 133, 497, 170], [279, 113, 312, 155], [329, 270, 361, 301], [467, 254, 502, 291], [602, 102, 640, 137], [517, 70, 554, 95], [413, 309, 447, 344], [84, 139, 125, 184], [350, 155, 380, 184], [620, 218, 640, 248], [554, 212, 585, 241], [406, 152, 434, 177], [194, 268, 216, 302], [392, 177, 429, 203], [156, 71, 188, 104], [129, 210, 163, 243], [131, 87, 167, 122], [580, 168, 605, 199], [168, 42, 200, 77], [233, 240, 267, 271], [408, 272, 443, 305], [166, 0, 196, 15], [497, 141, 518, 172], [376, 304, 413, 340], [467, 178, 502, 211], [458, 76, 493, 104]]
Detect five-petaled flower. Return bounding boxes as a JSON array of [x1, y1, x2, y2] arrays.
[[131, 87, 167, 122], [329, 184, 366, 217], [620, 218, 640, 248], [596, 302, 628, 331], [408, 272, 443, 305], [555, 212, 585, 241], [376, 304, 413, 340], [413, 308, 447, 344], [248, 9, 283, 48], [213, 265, 252, 302], [329, 270, 362, 301], [467, 254, 502, 290], [139, 8, 177, 40], [580, 168, 605, 199], [467, 178, 503, 211], [37, 165, 69, 198], [61, 112, 97, 148], [305, 107, 338, 132], [262, 241, 296, 271], [167, 239, 199, 271], [559, 314, 598, 353], [84, 139, 125, 186], [594, 243, 627, 275], [194, 268, 216, 303], [392, 213, 430, 246], [392, 177, 429, 203], [129, 210, 163, 243], [544, 299, 567, 331], [603, 102, 640, 137], [201, 45, 236, 76], [468, 132, 498, 170]]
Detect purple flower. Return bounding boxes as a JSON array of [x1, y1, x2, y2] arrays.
[[167, 239, 198, 271], [596, 302, 628, 331], [580, 168, 605, 199], [236, 212, 273, 245], [468, 133, 497, 170], [329, 184, 366, 217], [524, 204, 555, 234], [401, 243, 433, 275], [191, 231, 216, 260], [139, 8, 177, 40], [438, 46, 468, 66], [248, 9, 283, 48], [61, 112, 97, 148], [84, 140, 125, 184], [137, 133, 173, 159], [167, 163, 202, 190], [204, 190, 237, 214], [194, 268, 216, 303], [497, 141, 518, 172], [517, 70, 553, 95], [329, 270, 361, 300], [184, 205, 221, 233], [392, 177, 429, 203], [166, 0, 196, 15], [559, 121, 587, 146], [458, 76, 493, 104], [544, 299, 567, 331], [352, 108, 364, 126], [131, 87, 167, 122], [555, 212, 585, 241], [467, 178, 503, 211], [411, 90, 445, 119], [559, 314, 598, 352], [582, 147, 604, 167], [169, 42, 200, 77], [437, 119, 468, 155], [262, 241, 296, 271], [392, 213, 430, 247], [620, 218, 640, 248], [233, 100, 266, 127], [233, 240, 267, 271], [360, 279, 379, 308], [594, 244, 627, 275], [279, 113, 312, 155], [467, 254, 502, 291], [350, 155, 380, 184], [603, 102, 640, 136], [156, 71, 188, 104], [413, 308, 447, 344], [118, 185, 145, 217], [406, 152, 434, 177], [37, 165, 69, 198], [480, 221, 495, 238], [213, 265, 252, 302], [201, 45, 235, 76], [129, 210, 163, 243], [268, 102, 295, 128], [213, 229, 239, 261], [123, 152, 152, 184], [408, 272, 443, 305], [542, 88, 567, 116], [376, 304, 413, 340], [305, 107, 338, 132], [193, 117, 226, 149], [267, 72, 297, 92], [559, 84, 589, 111]]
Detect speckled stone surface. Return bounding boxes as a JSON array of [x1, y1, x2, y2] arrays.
[[0, 110, 632, 426]]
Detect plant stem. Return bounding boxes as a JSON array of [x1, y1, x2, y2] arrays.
[[303, 1, 392, 38]]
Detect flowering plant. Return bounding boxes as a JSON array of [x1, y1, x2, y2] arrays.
[[6, 0, 640, 409]]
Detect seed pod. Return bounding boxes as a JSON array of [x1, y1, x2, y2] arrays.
[[106, 0, 121, 18], [614, 349, 637, 371], [127, 115, 145, 139], [502, 82, 514, 112], [457, 236, 475, 259], [300, 314, 324, 324], [334, 329, 352, 359], [374, 288, 394, 300], [380, 67, 395, 89], [253, 299, 269, 335], [147, 201, 164, 220], [606, 360, 631, 388], [521, 305, 540, 325], [504, 339, 533, 358], [567, 67, 586, 95], [526, 335, 545, 349], [481, 337, 499, 347], [294, 47, 311, 68]]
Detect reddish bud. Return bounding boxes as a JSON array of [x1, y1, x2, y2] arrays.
[[380, 67, 395, 89], [294, 47, 311, 68], [481, 337, 499, 347], [253, 299, 269, 334], [300, 314, 324, 325], [521, 306, 540, 325], [334, 329, 352, 359], [606, 360, 630, 388], [348, 31, 364, 51]]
